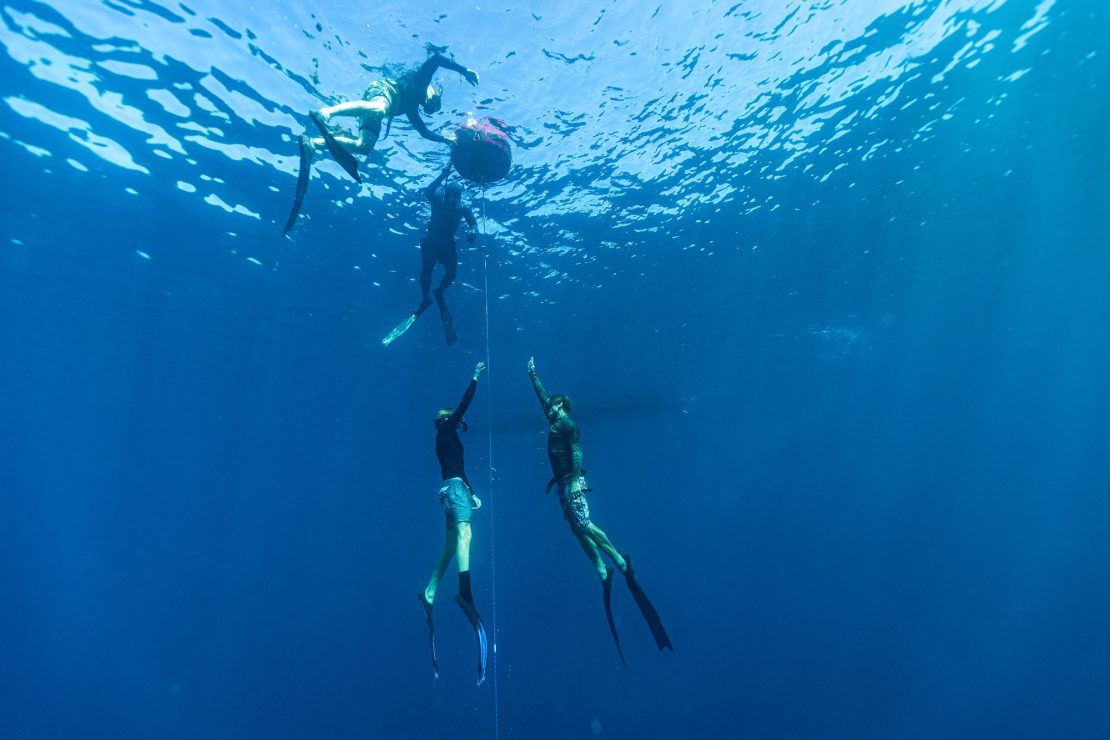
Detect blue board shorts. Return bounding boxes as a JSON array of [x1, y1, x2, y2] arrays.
[[556, 476, 592, 531], [439, 477, 472, 527]]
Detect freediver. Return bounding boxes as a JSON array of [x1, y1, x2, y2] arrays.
[[419, 361, 489, 684], [283, 51, 480, 235], [527, 357, 674, 665], [383, 163, 477, 347]]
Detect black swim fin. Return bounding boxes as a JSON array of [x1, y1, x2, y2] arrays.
[[282, 136, 313, 236], [622, 555, 673, 652], [311, 110, 361, 183], [418, 593, 439, 678], [454, 595, 488, 685], [602, 567, 627, 668]]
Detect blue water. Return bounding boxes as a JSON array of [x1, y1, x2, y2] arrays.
[[2, 1, 1109, 738]]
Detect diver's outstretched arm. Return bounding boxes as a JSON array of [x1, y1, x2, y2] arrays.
[[425, 164, 452, 201], [415, 53, 479, 89], [527, 357, 552, 409], [408, 111, 451, 145], [445, 363, 483, 426], [463, 207, 478, 243]]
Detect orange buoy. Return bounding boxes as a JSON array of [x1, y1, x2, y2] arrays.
[[451, 118, 512, 184]]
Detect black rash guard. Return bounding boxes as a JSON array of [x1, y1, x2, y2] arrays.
[[436, 378, 477, 483]]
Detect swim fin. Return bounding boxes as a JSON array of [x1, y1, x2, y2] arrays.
[[602, 567, 627, 668], [383, 313, 418, 347], [418, 593, 439, 679], [282, 135, 313, 236], [311, 110, 361, 183], [622, 555, 673, 652], [382, 300, 433, 347], [454, 594, 488, 686]]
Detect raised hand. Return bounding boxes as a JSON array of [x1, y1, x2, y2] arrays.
[[463, 68, 479, 86]]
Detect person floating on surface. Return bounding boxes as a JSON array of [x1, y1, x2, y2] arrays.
[[419, 361, 488, 684], [283, 52, 479, 235], [382, 163, 477, 347], [527, 357, 673, 665]]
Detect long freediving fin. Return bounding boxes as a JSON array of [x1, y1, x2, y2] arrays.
[[282, 136, 313, 236], [454, 595, 488, 686], [383, 313, 419, 347], [382, 301, 433, 347], [418, 593, 439, 678], [622, 555, 673, 652], [310, 110, 362, 183], [603, 568, 627, 668]]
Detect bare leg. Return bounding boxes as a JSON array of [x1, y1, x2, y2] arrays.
[[456, 521, 472, 573], [312, 99, 386, 155], [424, 528, 458, 604], [318, 98, 388, 120], [307, 123, 379, 156], [575, 529, 608, 582], [452, 519, 486, 685], [585, 522, 627, 573]]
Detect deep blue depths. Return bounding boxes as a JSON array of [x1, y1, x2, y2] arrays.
[[1, 2, 1109, 739]]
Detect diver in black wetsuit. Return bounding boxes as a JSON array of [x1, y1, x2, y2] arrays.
[[527, 357, 673, 665], [382, 163, 477, 347], [283, 51, 479, 235], [418, 361, 488, 684]]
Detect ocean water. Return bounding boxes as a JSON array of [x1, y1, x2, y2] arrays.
[[1, 1, 1108, 738]]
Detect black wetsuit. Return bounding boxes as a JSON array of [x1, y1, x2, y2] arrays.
[[421, 180, 476, 299], [436, 378, 476, 488]]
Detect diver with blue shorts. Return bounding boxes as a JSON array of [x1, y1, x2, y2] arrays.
[[419, 361, 488, 684]]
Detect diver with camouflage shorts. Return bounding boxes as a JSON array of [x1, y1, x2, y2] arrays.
[[527, 357, 673, 665], [419, 361, 488, 684], [283, 52, 479, 235]]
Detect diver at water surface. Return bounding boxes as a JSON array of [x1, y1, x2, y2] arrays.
[[527, 357, 673, 666], [418, 361, 488, 684], [383, 163, 477, 347], [283, 51, 479, 235]]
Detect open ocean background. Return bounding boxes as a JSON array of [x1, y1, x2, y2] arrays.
[[1, 1, 1108, 738]]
